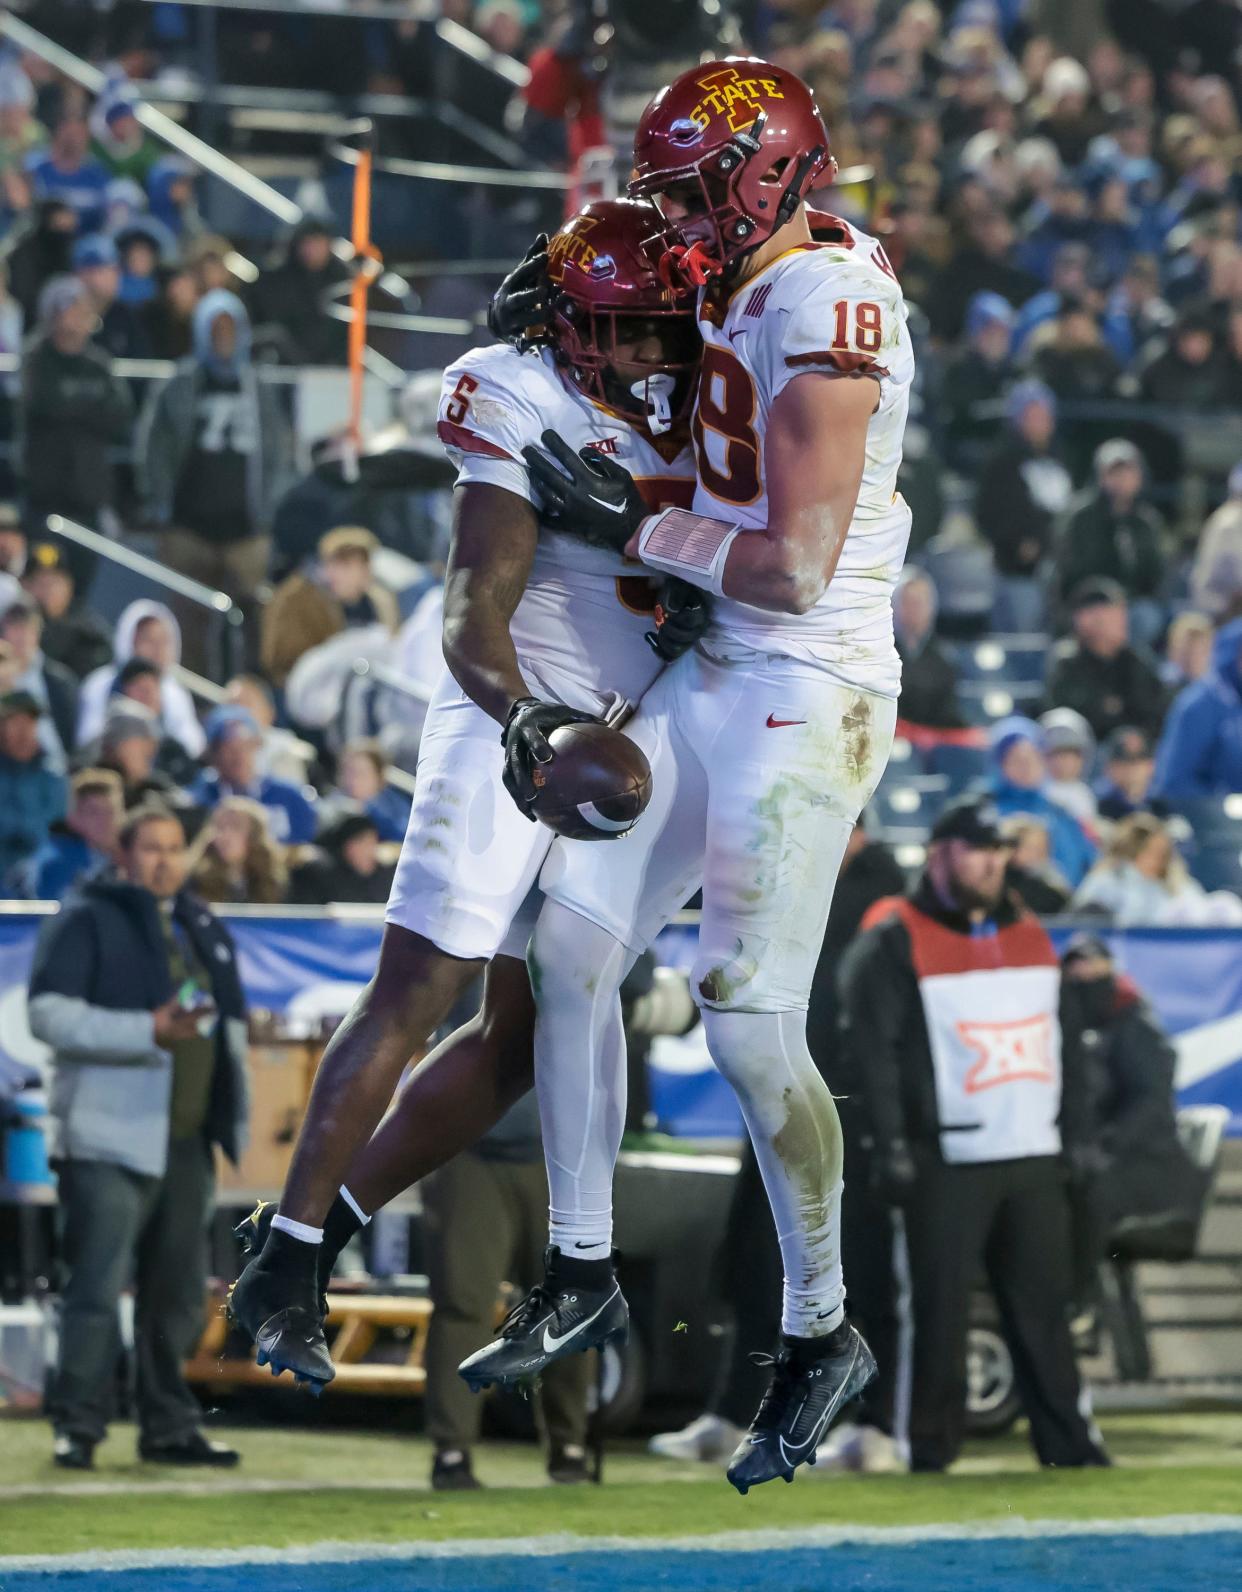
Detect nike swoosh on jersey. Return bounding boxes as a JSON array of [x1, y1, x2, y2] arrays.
[[766, 714, 807, 728], [727, 327, 747, 343], [777, 1340, 860, 1468], [542, 1287, 620, 1354]]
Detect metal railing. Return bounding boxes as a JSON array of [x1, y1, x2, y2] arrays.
[[47, 515, 244, 678]]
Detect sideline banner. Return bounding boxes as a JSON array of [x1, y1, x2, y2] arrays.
[[1, 914, 1238, 1137]]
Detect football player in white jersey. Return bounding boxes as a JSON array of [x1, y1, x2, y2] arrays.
[[229, 199, 700, 1388], [457, 61, 914, 1493]]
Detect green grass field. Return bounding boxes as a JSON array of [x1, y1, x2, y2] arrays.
[[2, 1407, 1240, 1559]]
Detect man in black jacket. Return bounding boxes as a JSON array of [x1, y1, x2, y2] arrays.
[[1058, 440, 1166, 642], [835, 797, 1108, 1473], [28, 803, 249, 1471], [19, 277, 133, 578], [1045, 578, 1166, 742], [893, 569, 966, 731]]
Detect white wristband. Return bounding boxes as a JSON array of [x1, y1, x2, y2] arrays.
[[636, 507, 741, 597]]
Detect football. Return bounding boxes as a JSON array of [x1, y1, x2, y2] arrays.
[[529, 722, 653, 840]]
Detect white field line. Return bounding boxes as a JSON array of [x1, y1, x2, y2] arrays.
[[1, 1515, 1240, 1575]]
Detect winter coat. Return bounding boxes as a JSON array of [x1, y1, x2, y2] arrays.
[[976, 438, 1073, 576], [260, 574, 398, 688], [985, 774, 1098, 887], [896, 633, 965, 730], [135, 290, 292, 534], [14, 822, 105, 900], [189, 768, 317, 845], [1044, 638, 1166, 743], [1190, 499, 1242, 620], [75, 599, 206, 757], [1150, 617, 1242, 801], [28, 871, 249, 1178], [1058, 491, 1165, 601], [0, 750, 66, 882], [19, 334, 133, 521]]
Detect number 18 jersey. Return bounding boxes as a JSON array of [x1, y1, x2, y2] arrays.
[[693, 220, 915, 698]]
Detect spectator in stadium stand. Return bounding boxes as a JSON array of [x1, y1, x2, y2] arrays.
[[115, 224, 163, 313], [188, 795, 287, 906], [1139, 302, 1233, 411], [261, 526, 399, 689], [0, 592, 77, 766], [926, 207, 1040, 342], [103, 658, 199, 787], [1191, 462, 1242, 621], [1032, 55, 1105, 169], [288, 809, 395, 907], [0, 504, 25, 580], [6, 200, 76, 323], [89, 95, 158, 185], [77, 600, 205, 758], [0, 61, 46, 205], [975, 379, 1071, 633], [24, 113, 110, 233], [983, 715, 1096, 887], [248, 217, 349, 367], [1072, 812, 1214, 924], [22, 539, 113, 682], [1057, 439, 1165, 644], [190, 706, 316, 846], [29, 803, 247, 1472], [1095, 727, 1161, 822], [183, 235, 238, 300], [1011, 240, 1093, 355], [940, 291, 1016, 472], [1149, 614, 1242, 802], [137, 288, 292, 674], [1045, 578, 1166, 743], [323, 738, 411, 844], [1000, 815, 1073, 915], [891, 568, 965, 731], [94, 702, 192, 815], [143, 265, 198, 362], [72, 232, 149, 361], [16, 765, 122, 900], [832, 796, 1108, 1475], [1029, 296, 1122, 405], [222, 674, 313, 787], [19, 276, 133, 569], [1038, 707, 1098, 826], [1060, 933, 1207, 1299], [1161, 611, 1215, 689], [0, 690, 66, 884], [1100, 253, 1175, 369]]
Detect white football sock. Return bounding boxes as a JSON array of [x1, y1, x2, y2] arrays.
[[339, 1185, 371, 1225], [529, 902, 632, 1258], [271, 1214, 323, 1245], [701, 1006, 845, 1336]]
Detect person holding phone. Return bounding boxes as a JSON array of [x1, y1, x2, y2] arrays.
[[28, 802, 249, 1471]]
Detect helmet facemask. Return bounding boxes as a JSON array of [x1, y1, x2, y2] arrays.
[[553, 301, 700, 435]]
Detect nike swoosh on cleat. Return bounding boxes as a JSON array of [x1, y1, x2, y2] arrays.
[[777, 1340, 860, 1470], [542, 1287, 621, 1354]]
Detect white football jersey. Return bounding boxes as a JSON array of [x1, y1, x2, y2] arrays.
[[437, 343, 696, 709], [692, 220, 914, 697]]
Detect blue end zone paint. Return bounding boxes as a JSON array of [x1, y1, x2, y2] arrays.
[[4, 1535, 1239, 1592]]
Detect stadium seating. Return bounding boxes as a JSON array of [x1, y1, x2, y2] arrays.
[[926, 741, 991, 792]]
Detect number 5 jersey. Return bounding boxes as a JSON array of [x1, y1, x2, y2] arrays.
[[692, 218, 915, 697]]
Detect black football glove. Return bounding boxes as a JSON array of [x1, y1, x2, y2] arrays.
[[501, 695, 600, 818], [487, 234, 551, 352], [646, 576, 712, 662], [522, 431, 649, 554]]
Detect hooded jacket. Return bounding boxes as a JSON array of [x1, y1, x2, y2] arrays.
[[75, 599, 206, 757], [135, 290, 292, 536], [1150, 616, 1242, 801], [28, 869, 248, 1177], [983, 716, 1098, 886]]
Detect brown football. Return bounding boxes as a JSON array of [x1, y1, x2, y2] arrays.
[[529, 722, 652, 841]]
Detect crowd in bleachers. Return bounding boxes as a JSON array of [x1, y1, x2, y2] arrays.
[[0, 0, 1238, 917]]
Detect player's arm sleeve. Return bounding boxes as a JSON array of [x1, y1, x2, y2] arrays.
[[769, 276, 903, 404], [436, 360, 539, 503]]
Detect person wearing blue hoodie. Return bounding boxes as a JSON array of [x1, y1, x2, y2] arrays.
[[1150, 617, 1242, 803], [983, 716, 1098, 887], [136, 289, 292, 672]]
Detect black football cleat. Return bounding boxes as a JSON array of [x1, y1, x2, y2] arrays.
[[457, 1247, 627, 1392], [726, 1321, 877, 1496], [227, 1228, 335, 1395]]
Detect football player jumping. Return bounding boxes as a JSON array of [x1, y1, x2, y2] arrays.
[[228, 199, 702, 1387], [457, 59, 915, 1494]]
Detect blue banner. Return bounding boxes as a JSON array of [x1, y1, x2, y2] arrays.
[[2, 913, 1240, 1136]]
